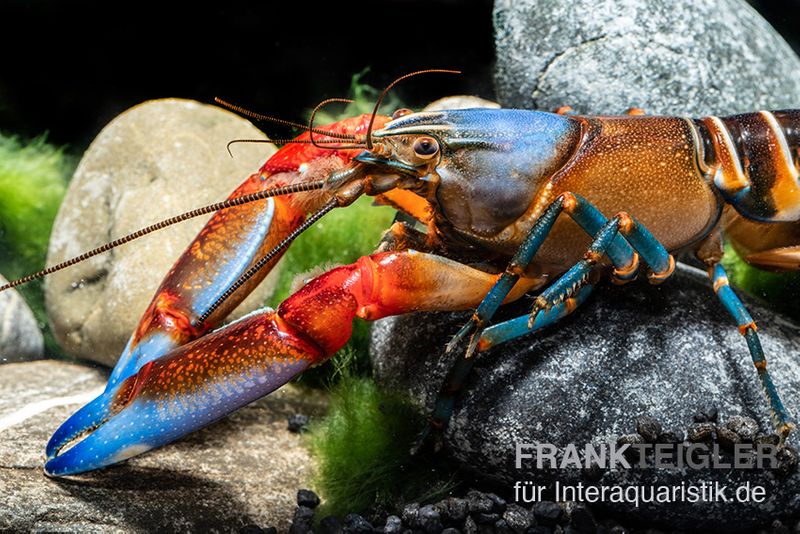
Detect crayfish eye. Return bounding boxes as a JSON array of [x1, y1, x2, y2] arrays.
[[392, 108, 413, 119], [412, 136, 439, 159]]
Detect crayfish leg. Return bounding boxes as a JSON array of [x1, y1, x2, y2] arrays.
[[45, 250, 537, 475]]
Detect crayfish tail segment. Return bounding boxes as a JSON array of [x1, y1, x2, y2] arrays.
[[742, 246, 800, 271], [723, 212, 800, 272]]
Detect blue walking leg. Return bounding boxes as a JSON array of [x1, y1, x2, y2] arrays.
[[418, 194, 677, 450], [709, 263, 794, 438], [413, 284, 595, 452], [446, 193, 637, 357]]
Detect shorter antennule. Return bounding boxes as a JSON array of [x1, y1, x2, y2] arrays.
[[0, 181, 326, 294], [365, 69, 461, 149]]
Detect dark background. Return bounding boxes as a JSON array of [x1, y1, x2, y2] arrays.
[[0, 0, 798, 150]]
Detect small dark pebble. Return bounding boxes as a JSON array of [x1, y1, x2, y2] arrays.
[[466, 490, 495, 514], [239, 525, 265, 534], [693, 406, 719, 423], [687, 422, 715, 442], [598, 519, 625, 533], [446, 497, 469, 524], [755, 433, 781, 447], [289, 506, 315, 534], [503, 504, 535, 533], [582, 461, 604, 483], [771, 518, 790, 534], [442, 529, 462, 534], [525, 526, 555, 534], [716, 426, 741, 450], [495, 519, 513, 534], [476, 512, 501, 525], [297, 488, 321, 508], [776, 446, 800, 476], [726, 415, 760, 441], [657, 431, 681, 444], [383, 515, 403, 534], [533, 501, 563, 525], [343, 513, 373, 533], [486, 493, 507, 514], [616, 433, 644, 446], [402, 503, 420, 526], [464, 515, 478, 534], [318, 515, 343, 534], [617, 433, 645, 460], [565, 502, 596, 534], [287, 413, 310, 433], [417, 504, 443, 533], [635, 415, 662, 442]]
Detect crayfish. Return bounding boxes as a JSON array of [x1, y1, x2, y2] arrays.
[[4, 71, 799, 476]]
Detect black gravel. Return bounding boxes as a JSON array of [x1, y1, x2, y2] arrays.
[[297, 489, 321, 509], [269, 415, 800, 533], [287, 413, 310, 433]]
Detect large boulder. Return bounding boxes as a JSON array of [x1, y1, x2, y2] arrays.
[[0, 274, 43, 363], [370, 264, 800, 530], [45, 99, 280, 367], [0, 360, 326, 532], [494, 0, 800, 114]]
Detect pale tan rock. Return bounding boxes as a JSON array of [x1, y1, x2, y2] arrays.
[[0, 360, 327, 532], [423, 95, 500, 111], [45, 99, 280, 367]]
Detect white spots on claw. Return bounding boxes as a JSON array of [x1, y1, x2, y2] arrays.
[[110, 444, 152, 464]]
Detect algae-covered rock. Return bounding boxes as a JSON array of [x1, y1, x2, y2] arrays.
[[45, 99, 280, 367]]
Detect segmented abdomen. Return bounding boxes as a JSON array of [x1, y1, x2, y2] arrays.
[[697, 110, 800, 222]]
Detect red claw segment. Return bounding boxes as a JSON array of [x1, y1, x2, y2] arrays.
[[280, 250, 537, 356], [46, 250, 534, 475], [106, 114, 390, 390]]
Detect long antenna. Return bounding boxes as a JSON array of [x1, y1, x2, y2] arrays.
[[0, 180, 325, 294], [215, 97, 357, 141], [195, 197, 339, 325], [365, 69, 461, 149]]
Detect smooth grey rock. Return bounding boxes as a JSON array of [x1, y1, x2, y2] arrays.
[[0, 360, 327, 532], [0, 273, 43, 363], [45, 98, 281, 367], [370, 264, 800, 530], [494, 0, 800, 115]]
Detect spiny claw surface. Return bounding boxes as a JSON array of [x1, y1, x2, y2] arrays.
[[45, 310, 322, 476]]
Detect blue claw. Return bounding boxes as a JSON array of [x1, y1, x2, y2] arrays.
[[44, 398, 157, 477], [45, 392, 114, 461]]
